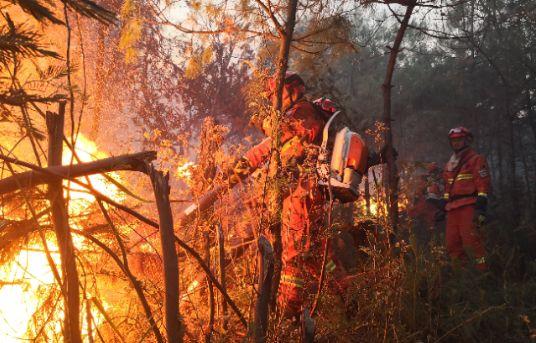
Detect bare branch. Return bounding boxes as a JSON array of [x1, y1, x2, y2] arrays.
[[0, 151, 156, 195]]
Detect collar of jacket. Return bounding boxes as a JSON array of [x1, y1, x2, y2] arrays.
[[447, 147, 476, 171]]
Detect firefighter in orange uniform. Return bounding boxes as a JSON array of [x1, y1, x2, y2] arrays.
[[231, 71, 333, 317], [438, 127, 491, 270]]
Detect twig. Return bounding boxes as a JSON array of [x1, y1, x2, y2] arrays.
[[174, 235, 248, 328], [435, 305, 506, 342], [73, 228, 164, 341], [204, 232, 215, 343], [218, 222, 228, 331]]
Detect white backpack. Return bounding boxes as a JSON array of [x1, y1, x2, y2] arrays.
[[317, 111, 369, 203]]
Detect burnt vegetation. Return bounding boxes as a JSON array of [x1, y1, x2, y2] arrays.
[[0, 0, 535, 342]]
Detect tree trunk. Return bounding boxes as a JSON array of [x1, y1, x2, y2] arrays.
[[269, 0, 299, 310], [149, 166, 183, 343], [255, 235, 274, 343], [381, 2, 415, 230], [46, 101, 82, 343]]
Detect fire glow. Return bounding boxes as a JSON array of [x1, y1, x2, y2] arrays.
[[0, 135, 121, 342]]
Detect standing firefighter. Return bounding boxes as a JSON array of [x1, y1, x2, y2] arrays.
[[231, 72, 353, 318], [438, 127, 491, 270]]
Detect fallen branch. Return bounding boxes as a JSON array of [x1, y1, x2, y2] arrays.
[[0, 151, 156, 195], [0, 153, 160, 226]]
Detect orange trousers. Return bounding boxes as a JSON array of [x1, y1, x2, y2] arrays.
[[446, 205, 487, 270], [277, 176, 348, 317], [278, 256, 345, 317]]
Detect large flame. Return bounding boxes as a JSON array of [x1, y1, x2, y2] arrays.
[[176, 161, 195, 182], [63, 134, 125, 216], [0, 134, 119, 341], [0, 242, 106, 342]]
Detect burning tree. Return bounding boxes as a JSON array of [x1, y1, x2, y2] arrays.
[[2, 0, 536, 341]]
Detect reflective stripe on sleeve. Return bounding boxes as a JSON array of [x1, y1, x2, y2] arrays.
[[281, 274, 305, 288], [443, 193, 450, 200], [326, 260, 336, 273], [455, 174, 473, 181], [477, 192, 487, 197]]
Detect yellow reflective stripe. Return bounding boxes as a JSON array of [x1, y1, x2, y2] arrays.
[[478, 192, 487, 197], [447, 178, 454, 183], [443, 193, 450, 199], [281, 136, 300, 155], [325, 260, 336, 273], [475, 256, 486, 265], [456, 174, 473, 181], [281, 274, 305, 288]]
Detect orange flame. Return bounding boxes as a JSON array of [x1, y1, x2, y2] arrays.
[[0, 134, 118, 341]]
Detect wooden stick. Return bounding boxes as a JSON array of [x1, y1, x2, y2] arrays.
[[217, 223, 228, 331], [149, 165, 182, 343], [0, 151, 156, 195], [255, 235, 274, 342], [204, 232, 215, 343], [46, 104, 82, 343]]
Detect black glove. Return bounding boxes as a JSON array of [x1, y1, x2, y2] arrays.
[[434, 209, 446, 222], [433, 198, 447, 222], [368, 145, 398, 167], [473, 195, 487, 226], [367, 151, 381, 167], [427, 198, 446, 210]]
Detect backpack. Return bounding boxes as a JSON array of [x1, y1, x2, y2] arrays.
[[313, 97, 369, 203]]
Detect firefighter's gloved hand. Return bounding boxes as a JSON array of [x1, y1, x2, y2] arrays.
[[433, 198, 447, 222], [367, 151, 381, 167], [473, 195, 488, 227], [473, 212, 486, 227], [226, 157, 251, 184], [434, 209, 446, 223], [368, 145, 399, 167], [427, 197, 446, 210]]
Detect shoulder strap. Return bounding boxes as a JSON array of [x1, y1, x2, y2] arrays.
[[317, 111, 341, 163]]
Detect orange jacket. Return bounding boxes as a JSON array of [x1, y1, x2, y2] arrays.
[[245, 99, 324, 169], [442, 148, 490, 211]]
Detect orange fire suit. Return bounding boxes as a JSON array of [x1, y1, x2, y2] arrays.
[[244, 98, 344, 316], [442, 148, 490, 270]]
